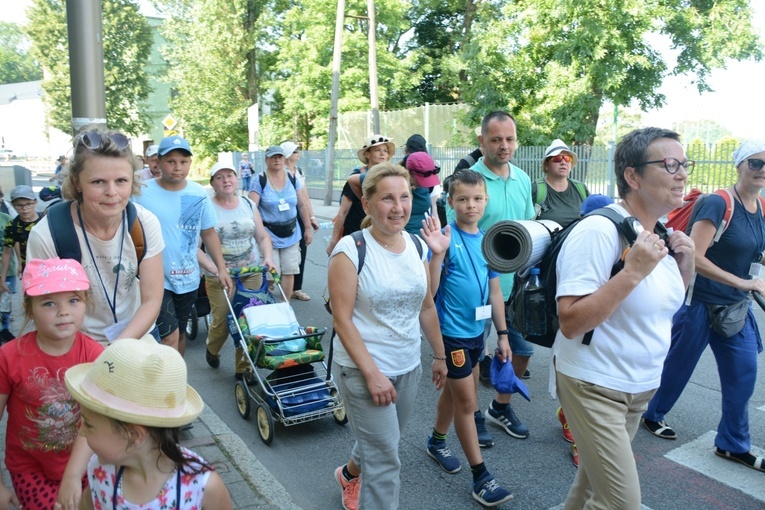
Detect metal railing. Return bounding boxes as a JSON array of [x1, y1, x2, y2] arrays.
[[232, 140, 742, 200]]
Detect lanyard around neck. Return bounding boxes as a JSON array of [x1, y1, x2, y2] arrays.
[[78, 204, 123, 323], [454, 226, 488, 305]]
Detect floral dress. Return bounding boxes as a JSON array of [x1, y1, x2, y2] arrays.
[[86, 446, 212, 509]]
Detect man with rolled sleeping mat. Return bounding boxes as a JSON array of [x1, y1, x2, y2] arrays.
[[446, 111, 536, 443]]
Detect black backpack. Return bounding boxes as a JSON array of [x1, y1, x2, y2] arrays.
[[507, 207, 666, 348]]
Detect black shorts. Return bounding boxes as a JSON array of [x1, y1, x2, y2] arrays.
[[443, 333, 485, 380], [157, 289, 198, 339]]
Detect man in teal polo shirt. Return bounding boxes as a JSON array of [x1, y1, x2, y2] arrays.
[[447, 111, 535, 442]]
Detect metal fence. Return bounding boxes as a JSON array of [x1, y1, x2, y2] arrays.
[[232, 140, 743, 201]]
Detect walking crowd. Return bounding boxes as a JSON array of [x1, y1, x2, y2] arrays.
[[0, 112, 762, 509]]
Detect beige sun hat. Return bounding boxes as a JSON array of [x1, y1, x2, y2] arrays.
[[357, 135, 395, 165], [65, 336, 203, 428]]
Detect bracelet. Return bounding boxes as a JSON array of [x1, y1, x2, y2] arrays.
[[496, 329, 509, 336], [310, 216, 316, 220], [432, 355, 447, 360]]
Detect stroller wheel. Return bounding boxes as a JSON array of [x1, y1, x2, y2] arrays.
[[186, 305, 198, 341], [256, 404, 274, 445], [234, 381, 251, 419], [330, 389, 348, 425]]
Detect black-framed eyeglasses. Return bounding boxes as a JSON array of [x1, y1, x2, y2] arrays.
[[633, 158, 695, 175], [77, 131, 130, 151], [746, 159, 765, 171], [12, 201, 36, 210]]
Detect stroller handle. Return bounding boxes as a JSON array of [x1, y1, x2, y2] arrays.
[[229, 265, 280, 284]]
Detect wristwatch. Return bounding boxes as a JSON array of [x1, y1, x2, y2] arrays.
[[496, 330, 509, 336]]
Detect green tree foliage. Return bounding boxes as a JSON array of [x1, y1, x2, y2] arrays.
[[155, 0, 268, 156], [673, 119, 732, 146], [0, 22, 42, 84], [25, 0, 152, 135], [455, 0, 761, 145]]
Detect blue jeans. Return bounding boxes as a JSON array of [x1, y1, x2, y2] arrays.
[[644, 301, 762, 453], [334, 362, 422, 510]]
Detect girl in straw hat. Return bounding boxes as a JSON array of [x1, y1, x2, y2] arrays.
[[65, 336, 232, 509], [0, 257, 103, 510]]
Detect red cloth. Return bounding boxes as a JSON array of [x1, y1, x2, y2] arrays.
[[0, 331, 103, 480]]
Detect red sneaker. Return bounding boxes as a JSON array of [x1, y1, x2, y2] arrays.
[[557, 406, 574, 443], [571, 443, 579, 467]]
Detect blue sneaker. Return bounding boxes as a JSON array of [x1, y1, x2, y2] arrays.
[[474, 411, 494, 448], [472, 471, 513, 507], [486, 403, 529, 439], [427, 436, 461, 473]]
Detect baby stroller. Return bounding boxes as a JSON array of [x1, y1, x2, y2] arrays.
[[224, 266, 347, 444], [186, 276, 210, 341]]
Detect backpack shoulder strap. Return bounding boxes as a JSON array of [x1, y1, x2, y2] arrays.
[[407, 232, 424, 259], [712, 189, 734, 243], [47, 200, 81, 262], [570, 179, 588, 201], [259, 173, 267, 190], [242, 196, 255, 211], [350, 230, 366, 274], [533, 178, 546, 205], [287, 172, 297, 189], [126, 202, 146, 266]]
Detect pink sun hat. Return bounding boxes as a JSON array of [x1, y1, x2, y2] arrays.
[[23, 258, 91, 296]]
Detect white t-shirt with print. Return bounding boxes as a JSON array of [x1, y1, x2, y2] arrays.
[[330, 229, 427, 377]]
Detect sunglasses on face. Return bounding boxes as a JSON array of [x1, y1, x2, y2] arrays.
[[549, 154, 572, 163], [77, 131, 130, 151], [746, 159, 765, 171], [633, 158, 695, 175]]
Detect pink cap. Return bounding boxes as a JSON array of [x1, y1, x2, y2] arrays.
[[23, 258, 91, 296], [406, 152, 441, 188]]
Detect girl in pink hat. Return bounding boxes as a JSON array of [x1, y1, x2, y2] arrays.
[[0, 258, 103, 510]]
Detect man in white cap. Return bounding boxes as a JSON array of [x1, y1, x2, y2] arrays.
[[134, 135, 232, 356]]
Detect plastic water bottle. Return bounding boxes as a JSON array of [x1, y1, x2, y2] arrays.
[[319, 222, 333, 229], [523, 267, 546, 336]]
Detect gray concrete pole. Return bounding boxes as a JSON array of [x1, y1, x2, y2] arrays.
[[367, 0, 379, 134], [326, 0, 345, 206], [66, 0, 107, 134]]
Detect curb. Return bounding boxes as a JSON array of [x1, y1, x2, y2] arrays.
[[198, 406, 302, 510]]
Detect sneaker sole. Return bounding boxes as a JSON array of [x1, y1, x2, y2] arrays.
[[472, 491, 514, 507], [485, 410, 529, 439], [334, 466, 347, 491], [426, 448, 462, 473]]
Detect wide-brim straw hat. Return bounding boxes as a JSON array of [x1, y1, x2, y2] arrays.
[[542, 139, 578, 168], [65, 336, 203, 428], [357, 135, 395, 165]]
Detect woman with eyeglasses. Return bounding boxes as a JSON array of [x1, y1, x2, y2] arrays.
[[533, 139, 590, 228], [27, 130, 165, 346], [553, 127, 695, 508], [642, 139, 765, 474], [325, 135, 394, 256]]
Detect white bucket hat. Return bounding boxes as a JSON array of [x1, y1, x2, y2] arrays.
[[543, 139, 578, 168], [65, 336, 204, 428]]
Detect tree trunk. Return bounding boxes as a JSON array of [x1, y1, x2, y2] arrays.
[[458, 0, 476, 84]]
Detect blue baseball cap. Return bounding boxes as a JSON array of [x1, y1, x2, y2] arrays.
[[490, 356, 530, 401], [580, 194, 614, 216], [158, 135, 193, 157]]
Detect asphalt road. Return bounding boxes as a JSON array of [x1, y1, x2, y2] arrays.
[[185, 235, 765, 510]]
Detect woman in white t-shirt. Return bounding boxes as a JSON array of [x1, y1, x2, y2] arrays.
[[200, 163, 274, 381], [553, 127, 695, 509], [328, 162, 447, 510]]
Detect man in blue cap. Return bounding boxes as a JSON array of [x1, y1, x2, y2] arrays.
[[135, 135, 232, 355]]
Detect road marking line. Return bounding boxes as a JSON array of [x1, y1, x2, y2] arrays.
[[664, 430, 765, 502]]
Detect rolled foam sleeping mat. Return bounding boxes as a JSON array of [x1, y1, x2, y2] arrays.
[[481, 219, 562, 274]]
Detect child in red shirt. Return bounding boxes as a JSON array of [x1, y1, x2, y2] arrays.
[[0, 258, 103, 510]]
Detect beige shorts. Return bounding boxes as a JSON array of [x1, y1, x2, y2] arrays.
[[272, 243, 301, 275]]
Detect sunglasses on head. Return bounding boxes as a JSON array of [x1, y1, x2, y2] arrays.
[[77, 131, 130, 151], [549, 154, 572, 163], [746, 159, 765, 171], [413, 166, 441, 177]]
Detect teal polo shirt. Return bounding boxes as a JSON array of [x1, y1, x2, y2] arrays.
[[447, 157, 534, 300]]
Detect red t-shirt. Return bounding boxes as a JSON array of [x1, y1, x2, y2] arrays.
[[0, 331, 103, 479]]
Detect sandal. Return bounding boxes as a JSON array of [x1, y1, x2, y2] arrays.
[[292, 290, 311, 301], [714, 447, 765, 473], [641, 418, 677, 439]]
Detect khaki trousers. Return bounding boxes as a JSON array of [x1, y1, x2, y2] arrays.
[[205, 274, 263, 373], [556, 372, 655, 510]]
